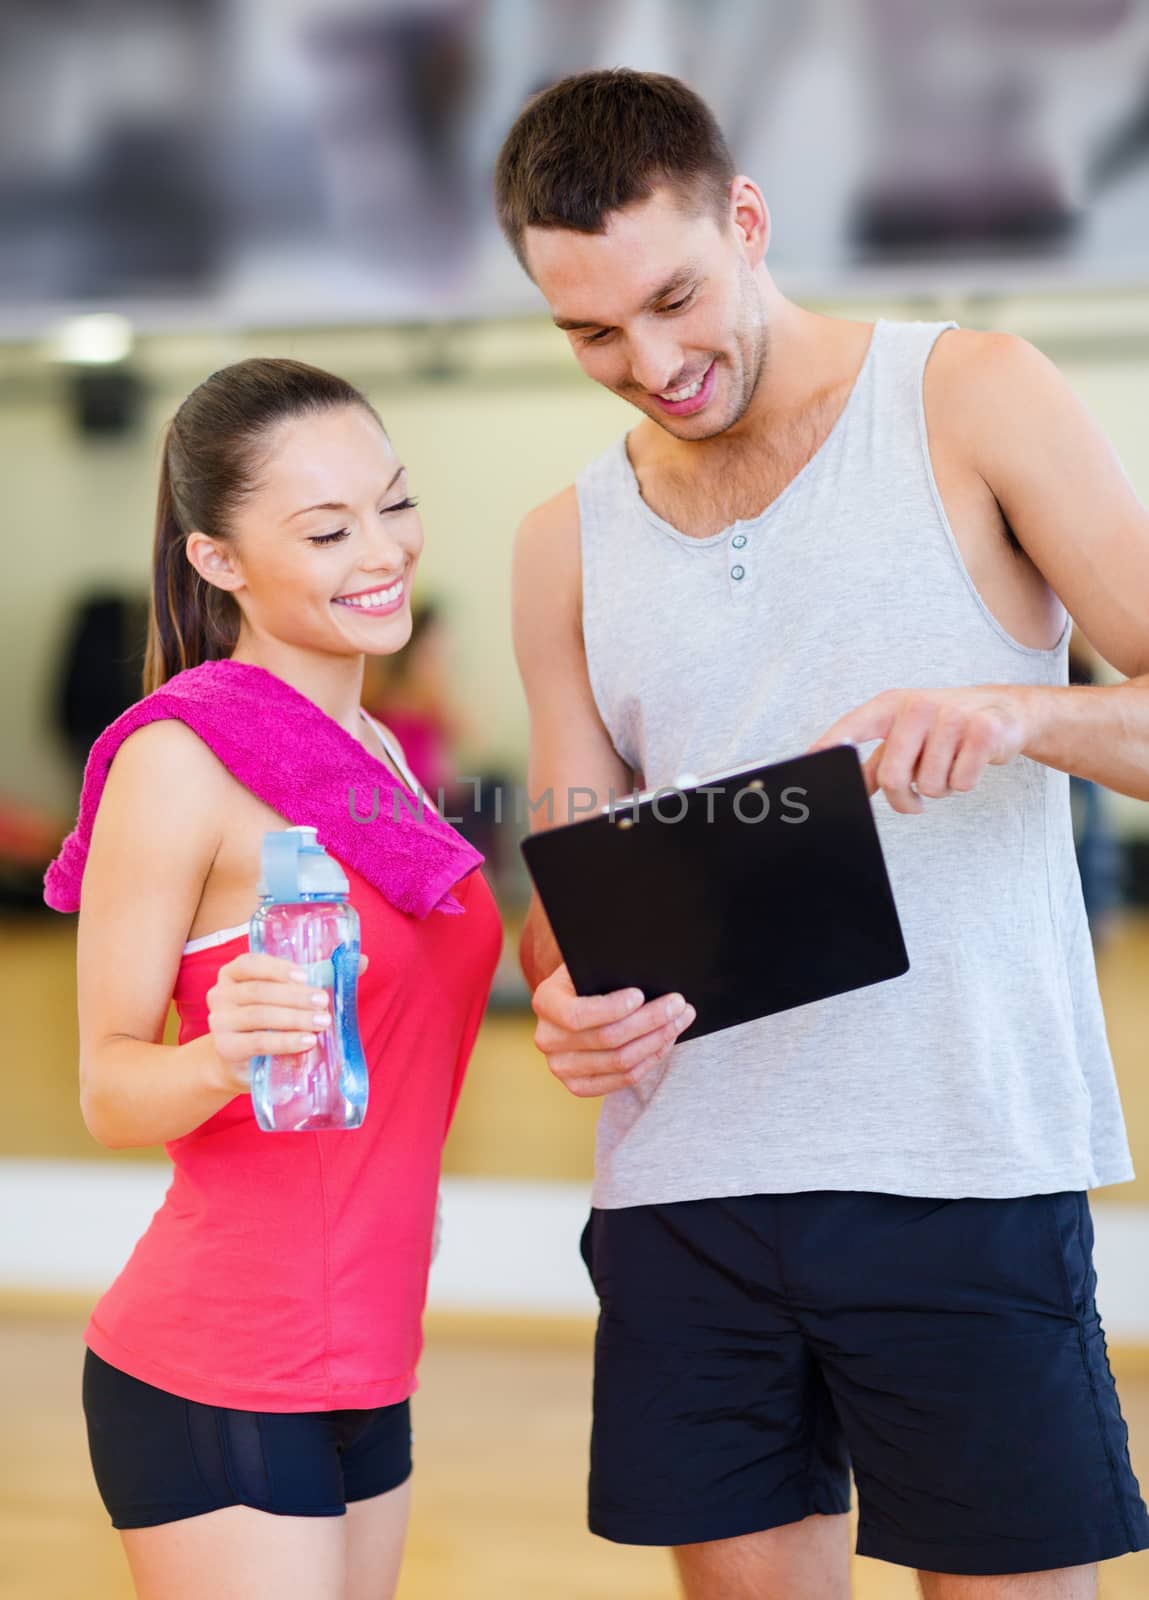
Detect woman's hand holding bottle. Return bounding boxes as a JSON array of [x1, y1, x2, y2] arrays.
[[205, 951, 369, 1093]]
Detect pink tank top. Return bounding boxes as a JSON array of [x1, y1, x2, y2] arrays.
[[84, 858, 502, 1412]]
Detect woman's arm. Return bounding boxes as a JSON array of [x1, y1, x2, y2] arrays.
[[78, 719, 368, 1149], [82, 1033, 244, 1151], [77, 719, 241, 1147]]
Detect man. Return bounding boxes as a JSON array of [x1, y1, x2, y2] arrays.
[[496, 69, 1149, 1600]]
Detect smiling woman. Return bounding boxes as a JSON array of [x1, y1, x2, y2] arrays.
[[41, 356, 503, 1600]]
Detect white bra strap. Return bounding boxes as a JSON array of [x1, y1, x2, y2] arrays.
[[359, 708, 422, 794], [183, 921, 249, 954]]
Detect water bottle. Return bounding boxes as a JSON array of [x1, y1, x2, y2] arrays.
[[248, 826, 369, 1132]]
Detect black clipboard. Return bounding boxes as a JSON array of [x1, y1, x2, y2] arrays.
[[520, 743, 909, 1043]]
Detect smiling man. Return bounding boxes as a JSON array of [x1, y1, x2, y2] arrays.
[[496, 69, 1149, 1600]]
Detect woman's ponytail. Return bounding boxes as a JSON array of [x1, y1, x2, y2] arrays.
[[143, 430, 239, 694]]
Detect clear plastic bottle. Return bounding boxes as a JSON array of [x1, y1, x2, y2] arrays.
[[248, 826, 369, 1132]]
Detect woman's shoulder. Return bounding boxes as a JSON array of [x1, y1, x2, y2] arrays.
[[97, 717, 230, 844], [80, 718, 227, 962], [109, 716, 230, 792]]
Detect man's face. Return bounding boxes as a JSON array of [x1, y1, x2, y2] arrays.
[[525, 184, 768, 441]]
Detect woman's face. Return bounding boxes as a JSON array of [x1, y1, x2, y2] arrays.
[[198, 403, 424, 658]]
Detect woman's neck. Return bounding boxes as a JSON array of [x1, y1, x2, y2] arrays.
[[227, 639, 367, 734]]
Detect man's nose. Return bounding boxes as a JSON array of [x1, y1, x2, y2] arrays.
[[628, 335, 685, 397]]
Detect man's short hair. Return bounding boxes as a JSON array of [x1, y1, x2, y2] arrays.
[[495, 69, 736, 272]]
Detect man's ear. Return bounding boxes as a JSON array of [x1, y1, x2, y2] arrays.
[[729, 175, 770, 267]]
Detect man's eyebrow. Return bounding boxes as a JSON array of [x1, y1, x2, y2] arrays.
[[288, 464, 405, 520], [641, 268, 698, 310], [552, 269, 699, 334]]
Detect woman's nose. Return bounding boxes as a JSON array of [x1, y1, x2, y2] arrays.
[[361, 519, 407, 572]]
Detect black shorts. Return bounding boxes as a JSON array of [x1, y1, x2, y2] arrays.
[[580, 1189, 1149, 1576], [82, 1349, 412, 1530]]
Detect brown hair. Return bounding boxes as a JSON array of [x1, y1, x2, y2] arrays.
[[495, 69, 735, 271], [143, 358, 381, 694]]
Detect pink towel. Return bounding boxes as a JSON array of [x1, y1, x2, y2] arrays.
[[44, 659, 483, 920]]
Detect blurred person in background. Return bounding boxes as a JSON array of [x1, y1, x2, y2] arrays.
[[363, 599, 469, 801], [365, 601, 514, 896], [45, 359, 501, 1600], [52, 591, 151, 785], [499, 69, 1149, 1600]]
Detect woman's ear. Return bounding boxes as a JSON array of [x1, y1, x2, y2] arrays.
[[185, 531, 244, 593]]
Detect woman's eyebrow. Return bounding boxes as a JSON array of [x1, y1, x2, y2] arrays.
[[288, 464, 405, 521]]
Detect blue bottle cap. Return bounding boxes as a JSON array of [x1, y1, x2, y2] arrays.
[[256, 826, 349, 903]]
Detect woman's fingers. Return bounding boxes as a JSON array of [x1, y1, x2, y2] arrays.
[[221, 979, 330, 1011], [220, 952, 305, 982], [211, 1022, 320, 1064], [237, 1030, 320, 1057], [215, 1000, 331, 1032], [208, 949, 368, 1069], [210, 955, 332, 1065]]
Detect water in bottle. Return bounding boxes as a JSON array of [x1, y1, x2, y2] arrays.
[[248, 826, 369, 1132]]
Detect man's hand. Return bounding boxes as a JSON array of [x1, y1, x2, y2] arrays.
[[809, 686, 1038, 814], [531, 963, 696, 1098]]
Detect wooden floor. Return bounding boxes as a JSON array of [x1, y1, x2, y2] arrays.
[[2, 1313, 1148, 1600]]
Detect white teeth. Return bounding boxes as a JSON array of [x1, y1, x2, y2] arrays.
[[660, 371, 706, 402], [334, 579, 403, 609]]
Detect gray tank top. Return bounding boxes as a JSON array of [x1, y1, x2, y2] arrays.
[[576, 316, 1134, 1208]]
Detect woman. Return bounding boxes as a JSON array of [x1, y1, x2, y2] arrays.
[[55, 359, 503, 1598]]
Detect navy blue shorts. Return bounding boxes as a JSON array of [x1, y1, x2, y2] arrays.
[[580, 1190, 1149, 1575], [82, 1349, 412, 1529]]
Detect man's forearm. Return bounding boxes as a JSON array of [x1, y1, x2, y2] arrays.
[[1020, 678, 1149, 800], [519, 898, 562, 992]]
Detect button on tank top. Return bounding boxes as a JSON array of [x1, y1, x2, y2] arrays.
[[84, 851, 503, 1411], [576, 317, 1134, 1208]]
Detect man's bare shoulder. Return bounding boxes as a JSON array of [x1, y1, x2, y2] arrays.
[[924, 326, 1069, 468], [514, 485, 581, 612], [512, 485, 587, 669], [517, 483, 580, 547], [926, 327, 1059, 413]]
